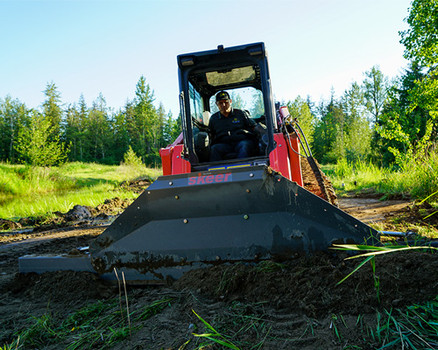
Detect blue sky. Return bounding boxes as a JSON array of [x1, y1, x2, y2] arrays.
[[1, 0, 411, 116]]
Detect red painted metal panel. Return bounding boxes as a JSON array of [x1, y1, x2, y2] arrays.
[[160, 133, 188, 176], [159, 147, 173, 176], [171, 144, 191, 175], [287, 133, 303, 187], [269, 133, 292, 181]]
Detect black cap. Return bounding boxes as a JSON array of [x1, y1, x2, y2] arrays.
[[215, 91, 230, 102]]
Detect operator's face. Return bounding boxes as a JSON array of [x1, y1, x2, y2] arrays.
[[216, 99, 232, 116]]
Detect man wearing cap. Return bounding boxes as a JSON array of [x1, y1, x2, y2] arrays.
[[208, 91, 257, 161]]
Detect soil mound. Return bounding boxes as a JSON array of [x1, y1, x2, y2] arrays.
[[29, 197, 133, 232], [121, 177, 151, 193], [301, 157, 338, 206], [7, 271, 116, 303], [0, 218, 22, 230], [174, 250, 438, 318], [398, 201, 438, 227]]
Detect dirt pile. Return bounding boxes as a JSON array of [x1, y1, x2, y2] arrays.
[[300, 157, 338, 207], [8, 271, 115, 303], [121, 177, 151, 193], [174, 250, 438, 318], [395, 201, 438, 227], [1, 176, 152, 232], [17, 197, 133, 233], [0, 218, 22, 230]]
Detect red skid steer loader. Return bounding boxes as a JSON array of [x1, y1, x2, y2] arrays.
[[20, 43, 379, 281], [89, 42, 379, 280]]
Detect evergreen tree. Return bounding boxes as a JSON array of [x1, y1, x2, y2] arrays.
[[64, 104, 80, 161], [76, 95, 89, 161], [162, 112, 181, 146], [0, 96, 30, 162], [130, 76, 158, 164], [313, 94, 346, 163], [155, 103, 166, 148], [42, 82, 63, 140], [63, 97, 90, 162], [250, 91, 264, 117], [86, 94, 112, 163], [122, 145, 144, 167], [112, 105, 131, 163], [230, 91, 246, 110]]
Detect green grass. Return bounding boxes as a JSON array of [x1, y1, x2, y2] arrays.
[[323, 155, 438, 237], [329, 302, 438, 350], [192, 309, 241, 349], [4, 297, 172, 350], [386, 149, 438, 200], [322, 158, 389, 196], [331, 244, 438, 348], [0, 162, 161, 221], [382, 300, 438, 349], [324, 149, 438, 201], [185, 302, 274, 350]]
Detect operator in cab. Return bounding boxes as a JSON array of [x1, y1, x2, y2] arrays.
[[208, 91, 257, 161]]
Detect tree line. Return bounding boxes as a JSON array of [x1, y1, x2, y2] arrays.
[[0, 76, 180, 166], [1, 0, 436, 169], [288, 65, 396, 166], [288, 0, 437, 168]]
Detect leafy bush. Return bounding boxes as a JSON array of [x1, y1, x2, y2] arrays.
[[15, 111, 68, 166], [383, 144, 438, 199]]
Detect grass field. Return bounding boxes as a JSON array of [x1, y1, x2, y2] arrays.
[[0, 162, 161, 220], [323, 155, 438, 202], [1, 153, 437, 223]]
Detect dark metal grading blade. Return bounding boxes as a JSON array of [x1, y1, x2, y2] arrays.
[[89, 166, 379, 281]]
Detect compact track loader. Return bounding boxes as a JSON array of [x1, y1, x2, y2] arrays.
[[88, 43, 379, 281], [19, 43, 379, 281]]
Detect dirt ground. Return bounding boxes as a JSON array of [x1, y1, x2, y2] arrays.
[[0, 195, 437, 349]]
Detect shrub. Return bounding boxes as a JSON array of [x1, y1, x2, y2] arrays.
[[121, 146, 143, 168]]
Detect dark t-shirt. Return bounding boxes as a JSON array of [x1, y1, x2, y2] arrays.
[[208, 108, 256, 145]]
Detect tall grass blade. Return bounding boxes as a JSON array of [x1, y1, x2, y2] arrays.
[[423, 211, 437, 220], [336, 255, 374, 285], [113, 268, 124, 322], [192, 310, 219, 335], [192, 310, 240, 350], [419, 190, 438, 205], [121, 272, 131, 336], [332, 244, 437, 260]]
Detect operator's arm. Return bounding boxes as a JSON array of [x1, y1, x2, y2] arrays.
[[193, 117, 210, 133], [242, 110, 256, 131]]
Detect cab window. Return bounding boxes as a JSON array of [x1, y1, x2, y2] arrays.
[[188, 82, 203, 123], [210, 87, 264, 122]]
